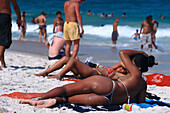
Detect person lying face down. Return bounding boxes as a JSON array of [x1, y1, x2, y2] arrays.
[[34, 55, 128, 80], [20, 50, 157, 108]]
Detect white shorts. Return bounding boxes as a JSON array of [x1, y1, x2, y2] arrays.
[[141, 33, 152, 46]]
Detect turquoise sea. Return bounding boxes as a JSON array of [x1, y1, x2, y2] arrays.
[[11, 0, 170, 53]]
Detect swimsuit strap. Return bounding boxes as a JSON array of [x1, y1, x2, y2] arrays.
[[118, 79, 130, 104], [92, 68, 102, 75]]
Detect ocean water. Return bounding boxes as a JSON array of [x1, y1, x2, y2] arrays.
[[11, 0, 170, 53]]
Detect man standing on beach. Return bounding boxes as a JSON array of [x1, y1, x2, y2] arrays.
[[149, 15, 159, 49], [35, 11, 47, 43], [53, 11, 64, 33], [112, 18, 119, 45], [64, 0, 85, 58], [19, 11, 26, 41], [139, 16, 153, 52], [0, 0, 21, 70]]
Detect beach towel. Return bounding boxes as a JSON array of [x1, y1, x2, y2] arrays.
[[145, 73, 170, 86]]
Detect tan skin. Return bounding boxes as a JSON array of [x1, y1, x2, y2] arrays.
[[64, 0, 84, 58], [0, 0, 21, 69], [53, 13, 64, 33], [20, 50, 148, 108], [139, 18, 153, 51], [34, 56, 127, 80], [151, 18, 159, 49], [19, 12, 26, 41], [112, 18, 119, 44], [35, 13, 47, 43]]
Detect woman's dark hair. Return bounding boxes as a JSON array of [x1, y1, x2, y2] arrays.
[[133, 54, 157, 72]]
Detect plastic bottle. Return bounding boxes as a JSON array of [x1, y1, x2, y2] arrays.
[[122, 104, 141, 111]]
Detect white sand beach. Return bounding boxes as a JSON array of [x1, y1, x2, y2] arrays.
[[0, 50, 169, 113]]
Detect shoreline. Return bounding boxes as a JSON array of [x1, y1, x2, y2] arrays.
[[8, 40, 170, 74]]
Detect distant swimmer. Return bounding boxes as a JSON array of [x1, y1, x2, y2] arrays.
[[35, 11, 47, 43], [19, 11, 26, 41], [131, 29, 140, 41], [122, 12, 127, 18], [112, 18, 119, 45], [87, 10, 93, 15], [161, 15, 165, 19]]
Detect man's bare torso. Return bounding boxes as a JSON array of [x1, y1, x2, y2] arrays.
[[0, 0, 11, 15], [142, 21, 152, 34], [48, 37, 66, 57], [64, 1, 79, 22], [113, 22, 118, 31], [54, 17, 64, 26], [35, 15, 46, 26]]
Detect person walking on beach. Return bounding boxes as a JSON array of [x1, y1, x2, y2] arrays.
[[139, 16, 153, 52], [53, 11, 64, 33], [35, 11, 47, 43], [19, 12, 26, 41], [64, 0, 85, 58], [112, 18, 119, 45], [0, 0, 21, 70], [148, 15, 159, 49]]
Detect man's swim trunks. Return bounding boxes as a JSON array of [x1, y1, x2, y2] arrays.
[[141, 33, 152, 46], [64, 22, 80, 41], [111, 31, 118, 41], [0, 13, 12, 49], [39, 25, 46, 29], [48, 52, 66, 60]]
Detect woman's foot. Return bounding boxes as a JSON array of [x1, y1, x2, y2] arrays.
[[34, 72, 48, 77], [19, 99, 56, 108], [19, 99, 38, 106], [36, 99, 57, 108], [47, 75, 61, 80]]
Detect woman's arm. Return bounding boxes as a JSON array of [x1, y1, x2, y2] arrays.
[[119, 50, 144, 76]]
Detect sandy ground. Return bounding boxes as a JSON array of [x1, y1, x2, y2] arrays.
[[0, 51, 169, 113]]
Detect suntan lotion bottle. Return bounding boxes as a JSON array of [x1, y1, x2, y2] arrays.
[[122, 104, 141, 111]]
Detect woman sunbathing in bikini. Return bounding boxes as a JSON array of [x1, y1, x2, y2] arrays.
[[20, 50, 157, 108], [34, 56, 128, 80]]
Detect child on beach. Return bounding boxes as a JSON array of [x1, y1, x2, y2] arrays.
[[131, 29, 140, 41]]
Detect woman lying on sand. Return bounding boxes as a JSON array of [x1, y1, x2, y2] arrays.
[[20, 50, 157, 108], [34, 55, 128, 80]]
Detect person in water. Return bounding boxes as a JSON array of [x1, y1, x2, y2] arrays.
[[20, 50, 157, 108]]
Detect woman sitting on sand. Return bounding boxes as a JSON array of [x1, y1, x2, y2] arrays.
[[34, 56, 128, 80], [20, 50, 157, 108]]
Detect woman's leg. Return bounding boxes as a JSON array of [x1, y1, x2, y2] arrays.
[[40, 76, 113, 100], [20, 76, 113, 107], [48, 57, 95, 79], [68, 93, 109, 106], [34, 56, 70, 76]]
